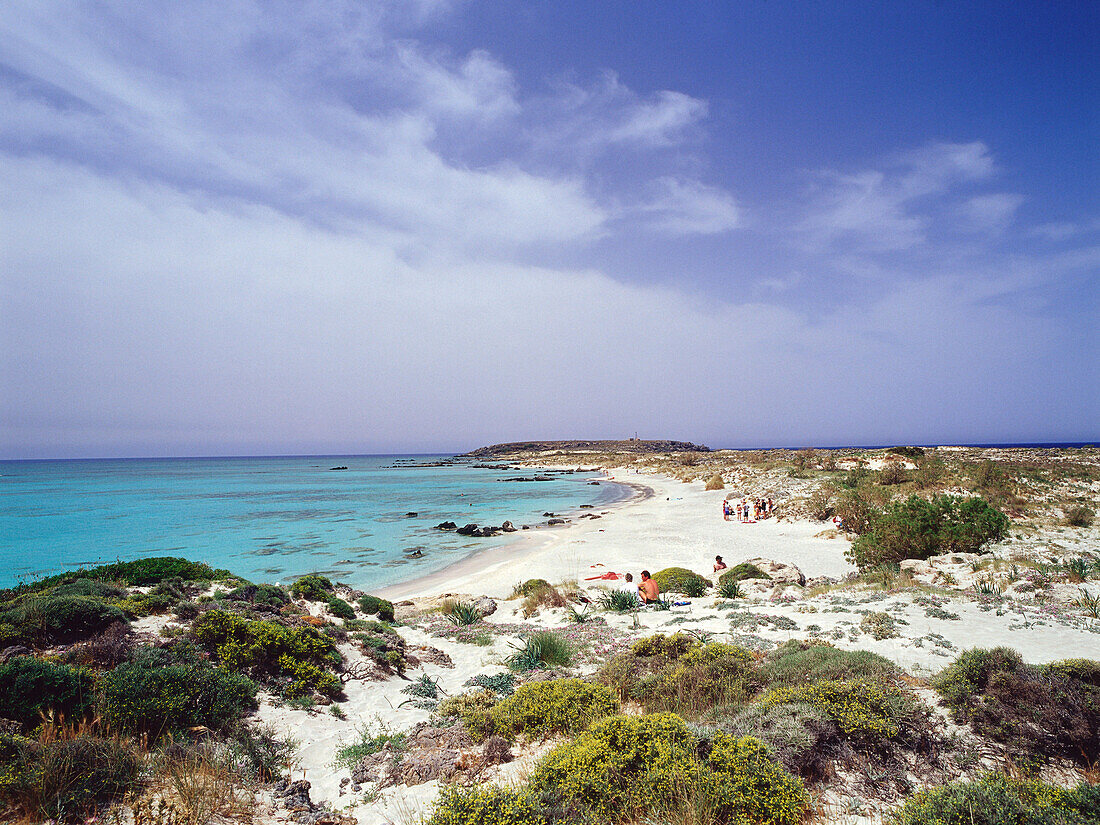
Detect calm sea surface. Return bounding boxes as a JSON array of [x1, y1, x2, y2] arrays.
[[0, 455, 627, 590]]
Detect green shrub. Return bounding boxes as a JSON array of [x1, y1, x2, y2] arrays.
[[99, 646, 256, 738], [707, 701, 836, 780], [760, 641, 898, 687], [529, 713, 807, 825], [437, 690, 498, 740], [0, 732, 140, 822], [0, 657, 94, 731], [490, 679, 617, 741], [511, 579, 552, 598], [719, 563, 771, 585], [506, 631, 571, 671], [847, 495, 1010, 569], [933, 648, 1100, 763], [632, 632, 698, 658], [644, 642, 757, 719], [443, 600, 482, 626], [1065, 506, 1095, 528], [891, 772, 1100, 825], [357, 594, 394, 622], [599, 589, 639, 612], [760, 680, 902, 741], [0, 595, 127, 645], [717, 579, 742, 599], [427, 785, 541, 825], [192, 610, 341, 697], [1043, 658, 1100, 686], [326, 597, 356, 621], [832, 490, 878, 535], [227, 583, 289, 609], [50, 579, 126, 600], [932, 647, 1024, 709], [651, 567, 710, 596], [113, 592, 174, 618], [291, 574, 334, 601]]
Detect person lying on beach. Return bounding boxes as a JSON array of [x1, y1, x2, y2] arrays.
[[639, 570, 659, 604], [713, 555, 727, 572]]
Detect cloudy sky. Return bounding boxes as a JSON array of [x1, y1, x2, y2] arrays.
[[1, 1, 1097, 458]]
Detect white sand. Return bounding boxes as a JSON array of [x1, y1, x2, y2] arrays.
[[381, 469, 856, 600]]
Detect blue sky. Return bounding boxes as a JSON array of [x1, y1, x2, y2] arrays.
[[1, 1, 1097, 458]]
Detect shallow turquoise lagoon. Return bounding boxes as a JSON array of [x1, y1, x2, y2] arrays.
[[0, 455, 625, 590]]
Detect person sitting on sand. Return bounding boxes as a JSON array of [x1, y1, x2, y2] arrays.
[[617, 572, 640, 602], [639, 570, 659, 604], [713, 555, 727, 572]]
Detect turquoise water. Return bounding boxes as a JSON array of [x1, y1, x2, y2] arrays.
[[0, 455, 626, 590]]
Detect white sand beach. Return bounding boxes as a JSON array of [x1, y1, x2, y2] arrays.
[[380, 469, 856, 601]]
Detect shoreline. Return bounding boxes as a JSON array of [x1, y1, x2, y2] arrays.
[[375, 473, 653, 600]]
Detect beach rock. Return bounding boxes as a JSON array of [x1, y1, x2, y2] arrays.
[[405, 511, 418, 517], [547, 518, 566, 526], [522, 524, 530, 529], [900, 559, 934, 576], [588, 481, 600, 485], [543, 512, 556, 517], [501, 520, 516, 532], [411, 645, 454, 668], [0, 646, 31, 663], [435, 521, 457, 530], [475, 597, 498, 617], [742, 557, 805, 586], [580, 504, 594, 509], [456, 523, 480, 536]]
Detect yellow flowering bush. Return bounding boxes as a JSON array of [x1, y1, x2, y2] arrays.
[[426, 785, 541, 825], [490, 678, 617, 740], [760, 679, 899, 740], [192, 609, 341, 697], [891, 772, 1100, 824], [437, 689, 498, 739], [529, 713, 807, 825], [631, 632, 699, 658], [647, 643, 758, 718]]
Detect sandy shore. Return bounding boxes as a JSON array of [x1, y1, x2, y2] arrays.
[[379, 468, 855, 600]]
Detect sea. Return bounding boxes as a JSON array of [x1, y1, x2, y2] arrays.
[[0, 455, 629, 591]]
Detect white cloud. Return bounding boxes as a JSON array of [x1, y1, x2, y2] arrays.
[[799, 141, 1001, 252], [633, 177, 740, 235], [954, 193, 1023, 234]]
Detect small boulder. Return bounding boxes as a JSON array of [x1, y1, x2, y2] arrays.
[[435, 521, 457, 530], [501, 521, 517, 532]]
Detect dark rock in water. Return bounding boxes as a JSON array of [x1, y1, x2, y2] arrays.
[[521, 524, 530, 530], [474, 526, 501, 537], [406, 549, 424, 558], [547, 518, 566, 525], [580, 504, 594, 509], [501, 520, 516, 532], [456, 523, 480, 536], [435, 521, 457, 530], [543, 512, 555, 517], [587, 481, 600, 485], [405, 512, 418, 518], [329, 466, 348, 471]]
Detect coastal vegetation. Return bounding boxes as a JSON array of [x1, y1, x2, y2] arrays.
[[1, 445, 1097, 823]]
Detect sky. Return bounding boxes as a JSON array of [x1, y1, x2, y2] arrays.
[[1, 0, 1097, 459]]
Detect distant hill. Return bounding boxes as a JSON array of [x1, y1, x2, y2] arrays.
[[464, 439, 710, 457]]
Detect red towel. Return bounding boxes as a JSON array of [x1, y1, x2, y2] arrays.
[[584, 572, 621, 581]]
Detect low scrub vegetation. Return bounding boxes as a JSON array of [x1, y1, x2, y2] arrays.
[[891, 772, 1100, 825], [651, 566, 710, 596], [847, 494, 1010, 569], [932, 647, 1100, 764]]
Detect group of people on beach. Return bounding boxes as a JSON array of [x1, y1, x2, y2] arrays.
[[615, 570, 660, 604], [722, 497, 774, 522]]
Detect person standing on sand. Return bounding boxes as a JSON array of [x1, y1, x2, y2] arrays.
[[639, 570, 659, 604], [722, 500, 730, 520]]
